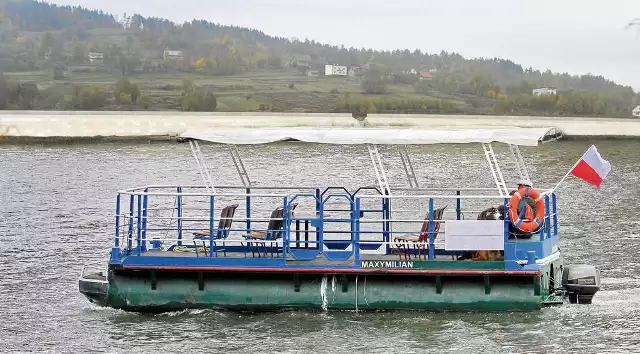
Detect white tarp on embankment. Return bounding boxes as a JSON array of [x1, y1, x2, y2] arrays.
[[1, 111, 640, 138], [180, 126, 560, 146]]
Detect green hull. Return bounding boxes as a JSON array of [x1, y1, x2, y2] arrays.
[[79, 258, 565, 312], [97, 271, 556, 312]]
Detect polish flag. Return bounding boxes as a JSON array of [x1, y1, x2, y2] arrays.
[[570, 145, 611, 189]]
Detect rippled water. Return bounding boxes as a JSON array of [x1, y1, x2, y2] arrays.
[[1, 139, 640, 353]]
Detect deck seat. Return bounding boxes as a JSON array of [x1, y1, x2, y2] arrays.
[[243, 203, 298, 257], [191, 203, 239, 256], [393, 205, 447, 260]]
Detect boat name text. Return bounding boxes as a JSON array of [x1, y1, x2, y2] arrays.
[[361, 261, 414, 268]]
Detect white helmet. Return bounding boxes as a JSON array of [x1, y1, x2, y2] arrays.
[[517, 179, 532, 187]]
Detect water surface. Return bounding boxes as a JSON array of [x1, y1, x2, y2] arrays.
[[1, 139, 639, 353]]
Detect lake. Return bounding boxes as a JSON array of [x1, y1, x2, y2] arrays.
[[1, 139, 639, 353]]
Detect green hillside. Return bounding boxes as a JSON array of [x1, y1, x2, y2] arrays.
[[0, 0, 637, 116]]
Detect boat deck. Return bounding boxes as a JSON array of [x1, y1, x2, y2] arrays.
[[140, 250, 455, 262], [127, 249, 516, 273]]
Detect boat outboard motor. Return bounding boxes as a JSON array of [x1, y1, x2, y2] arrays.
[[562, 264, 601, 304]]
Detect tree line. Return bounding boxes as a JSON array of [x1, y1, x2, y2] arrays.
[[1, 0, 635, 100], [0, 74, 216, 111], [0, 0, 637, 116]]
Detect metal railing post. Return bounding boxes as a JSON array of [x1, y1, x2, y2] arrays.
[[142, 190, 148, 252], [319, 197, 324, 254], [136, 194, 142, 255], [315, 188, 321, 227], [552, 192, 558, 236], [246, 188, 251, 236], [114, 194, 121, 247], [209, 195, 215, 257], [382, 197, 391, 255], [177, 187, 183, 246], [128, 195, 134, 250], [545, 195, 551, 239], [503, 198, 510, 258], [354, 198, 361, 265], [456, 190, 461, 220], [428, 198, 435, 260], [283, 196, 289, 260]]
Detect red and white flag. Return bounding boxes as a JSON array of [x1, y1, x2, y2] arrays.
[[570, 145, 611, 189]]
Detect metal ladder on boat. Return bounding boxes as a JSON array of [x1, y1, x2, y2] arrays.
[[227, 144, 252, 187], [509, 144, 532, 184], [399, 145, 419, 189], [189, 140, 216, 193], [368, 144, 391, 196], [482, 143, 509, 197]]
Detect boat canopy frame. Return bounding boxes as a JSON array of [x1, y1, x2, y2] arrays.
[[178, 126, 562, 197]]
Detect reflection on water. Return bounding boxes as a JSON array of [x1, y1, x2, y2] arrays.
[[1, 139, 639, 353]]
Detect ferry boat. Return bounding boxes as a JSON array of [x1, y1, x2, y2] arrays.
[[79, 126, 601, 312]]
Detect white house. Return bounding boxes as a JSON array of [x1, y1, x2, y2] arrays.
[[533, 87, 557, 96], [88, 52, 104, 64], [163, 49, 183, 60], [325, 64, 347, 76], [632, 105, 640, 117]]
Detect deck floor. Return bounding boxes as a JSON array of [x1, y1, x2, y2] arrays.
[[138, 249, 461, 265]]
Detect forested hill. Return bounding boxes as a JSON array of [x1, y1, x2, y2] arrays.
[[0, 0, 637, 116]]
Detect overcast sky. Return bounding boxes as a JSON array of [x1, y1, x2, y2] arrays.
[[50, 0, 640, 89]]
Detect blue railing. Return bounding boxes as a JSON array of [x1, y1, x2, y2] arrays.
[[111, 185, 559, 268]]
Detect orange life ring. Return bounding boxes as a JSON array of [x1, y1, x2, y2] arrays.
[[508, 186, 545, 233]]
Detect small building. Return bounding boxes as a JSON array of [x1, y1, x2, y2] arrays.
[[533, 87, 557, 96], [306, 70, 319, 78], [348, 66, 362, 77], [291, 55, 311, 68], [88, 52, 104, 64], [325, 64, 347, 76], [163, 49, 183, 60], [632, 105, 640, 117], [419, 71, 433, 80]]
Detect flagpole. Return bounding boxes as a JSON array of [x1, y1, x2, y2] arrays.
[[552, 162, 578, 192], [552, 147, 590, 192]]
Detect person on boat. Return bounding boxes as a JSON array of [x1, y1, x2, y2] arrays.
[[511, 179, 536, 220]]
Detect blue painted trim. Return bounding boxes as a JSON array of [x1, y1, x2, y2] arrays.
[[428, 198, 435, 260], [504, 234, 558, 261], [354, 197, 361, 264], [114, 194, 121, 247], [503, 198, 511, 260], [245, 188, 251, 235], [545, 195, 551, 239], [383, 197, 391, 255], [177, 187, 183, 246], [136, 195, 142, 256], [320, 194, 355, 261], [552, 192, 558, 236], [127, 194, 134, 250], [209, 195, 214, 257], [283, 196, 289, 260], [142, 190, 148, 252]]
